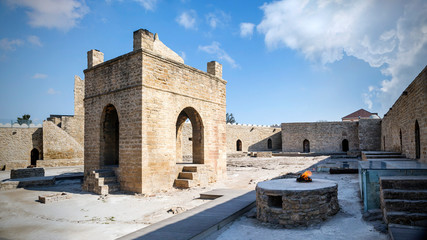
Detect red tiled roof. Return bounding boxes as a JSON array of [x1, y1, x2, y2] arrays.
[[342, 109, 376, 120]]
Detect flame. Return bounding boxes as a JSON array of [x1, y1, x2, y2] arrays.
[[300, 170, 312, 180]]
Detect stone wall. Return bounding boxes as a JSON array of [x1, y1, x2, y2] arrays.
[[180, 123, 281, 157], [0, 126, 43, 169], [358, 119, 382, 151], [381, 66, 427, 162], [42, 121, 83, 160], [226, 124, 281, 153], [84, 29, 226, 194], [281, 122, 360, 153]]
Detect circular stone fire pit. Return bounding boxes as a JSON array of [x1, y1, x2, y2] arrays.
[[256, 179, 339, 228]]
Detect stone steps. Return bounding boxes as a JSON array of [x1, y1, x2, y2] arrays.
[[83, 169, 120, 195], [380, 176, 427, 228], [178, 172, 196, 180], [385, 212, 427, 227], [365, 155, 406, 159], [381, 176, 427, 190], [382, 189, 427, 200], [174, 166, 198, 189], [383, 199, 427, 213]]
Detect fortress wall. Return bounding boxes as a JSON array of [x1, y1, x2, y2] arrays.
[[381, 66, 427, 162], [281, 121, 360, 153], [0, 127, 43, 169]]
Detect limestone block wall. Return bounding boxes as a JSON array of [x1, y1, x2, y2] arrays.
[[0, 126, 43, 169], [281, 122, 360, 152], [141, 49, 226, 193], [61, 116, 84, 146], [43, 121, 83, 160], [226, 124, 281, 153], [358, 119, 382, 151], [84, 51, 143, 193], [381, 66, 427, 162], [84, 29, 226, 194], [181, 123, 281, 155]]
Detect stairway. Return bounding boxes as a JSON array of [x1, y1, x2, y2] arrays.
[[174, 166, 199, 189], [83, 169, 120, 195], [380, 176, 427, 227], [362, 151, 407, 161]]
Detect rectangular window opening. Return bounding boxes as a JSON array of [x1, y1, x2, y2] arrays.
[[267, 195, 282, 208]]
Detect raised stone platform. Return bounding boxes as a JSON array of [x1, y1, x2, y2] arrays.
[[10, 168, 44, 179], [256, 179, 339, 228]]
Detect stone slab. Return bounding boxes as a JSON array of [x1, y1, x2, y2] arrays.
[[118, 189, 255, 240], [257, 179, 337, 191], [39, 192, 72, 204]]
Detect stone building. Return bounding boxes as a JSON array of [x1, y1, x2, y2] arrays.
[[281, 119, 382, 153], [381, 66, 427, 162], [0, 76, 84, 170], [82, 29, 227, 193]]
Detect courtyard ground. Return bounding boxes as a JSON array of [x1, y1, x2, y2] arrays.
[[0, 156, 387, 240]]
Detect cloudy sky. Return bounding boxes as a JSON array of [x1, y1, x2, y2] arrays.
[[0, 0, 426, 125]]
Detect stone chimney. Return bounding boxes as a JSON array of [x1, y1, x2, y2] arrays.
[[133, 29, 154, 51], [87, 49, 104, 68], [207, 61, 222, 78]]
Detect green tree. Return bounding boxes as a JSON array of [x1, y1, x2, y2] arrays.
[[226, 113, 236, 124], [17, 114, 32, 125]]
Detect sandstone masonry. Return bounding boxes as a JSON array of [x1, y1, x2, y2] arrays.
[[83, 29, 227, 193], [381, 66, 427, 162]]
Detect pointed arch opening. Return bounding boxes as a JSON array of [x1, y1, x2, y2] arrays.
[[236, 139, 242, 151], [342, 139, 349, 152], [303, 139, 310, 153], [267, 138, 272, 150], [100, 104, 119, 166], [415, 120, 420, 159], [31, 148, 39, 166], [176, 107, 204, 164]]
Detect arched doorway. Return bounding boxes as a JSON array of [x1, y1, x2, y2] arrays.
[[100, 104, 119, 166], [236, 139, 242, 151], [342, 139, 349, 152], [415, 120, 420, 159], [267, 138, 272, 150], [31, 148, 39, 166], [303, 139, 310, 153], [399, 129, 402, 153], [176, 107, 204, 164]]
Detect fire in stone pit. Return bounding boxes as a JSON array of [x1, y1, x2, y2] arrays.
[[296, 170, 312, 182]]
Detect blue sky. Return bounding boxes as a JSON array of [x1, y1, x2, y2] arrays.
[[0, 0, 426, 125]]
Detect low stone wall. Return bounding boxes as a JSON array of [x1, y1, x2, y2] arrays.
[[10, 168, 45, 179], [256, 179, 339, 228], [36, 158, 83, 167]]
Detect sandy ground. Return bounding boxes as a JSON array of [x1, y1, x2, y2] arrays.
[[0, 156, 387, 240]]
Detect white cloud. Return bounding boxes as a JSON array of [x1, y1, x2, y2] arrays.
[[133, 0, 158, 11], [7, 0, 89, 31], [240, 22, 255, 38], [198, 41, 239, 68], [206, 10, 231, 29], [32, 73, 47, 79], [27, 35, 42, 47], [363, 93, 373, 110], [0, 38, 24, 51], [47, 88, 60, 95], [176, 10, 197, 30], [257, 0, 427, 114], [180, 51, 186, 61]]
